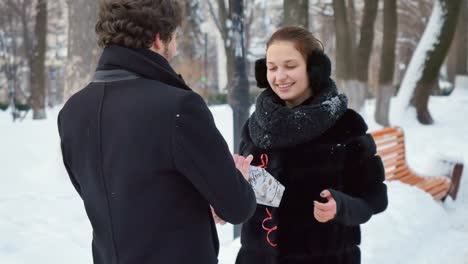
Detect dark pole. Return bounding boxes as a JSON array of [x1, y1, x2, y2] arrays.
[[230, 0, 250, 239], [204, 33, 208, 93]]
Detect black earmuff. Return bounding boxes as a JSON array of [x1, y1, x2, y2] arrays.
[[254, 58, 270, 89], [306, 50, 332, 93]]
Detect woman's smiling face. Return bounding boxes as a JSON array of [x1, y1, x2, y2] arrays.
[[266, 41, 311, 108]]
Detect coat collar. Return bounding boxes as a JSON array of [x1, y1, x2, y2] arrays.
[[96, 45, 191, 91]]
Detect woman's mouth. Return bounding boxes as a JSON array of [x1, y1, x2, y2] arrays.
[[276, 82, 294, 91]]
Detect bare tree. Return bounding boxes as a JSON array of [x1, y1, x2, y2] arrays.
[[310, 0, 335, 56], [207, 0, 270, 152], [283, 0, 309, 28], [0, 0, 19, 111], [65, 0, 100, 99], [172, 0, 206, 93], [7, 0, 35, 88], [395, 0, 463, 124], [46, 0, 68, 107], [333, 0, 378, 112], [346, 0, 357, 52], [354, 0, 378, 110], [208, 0, 271, 90], [207, 0, 235, 103], [0, 0, 37, 120], [375, 0, 397, 126], [395, 0, 433, 84], [30, 0, 47, 119], [333, 0, 353, 87], [446, 0, 467, 82], [176, 0, 204, 60]]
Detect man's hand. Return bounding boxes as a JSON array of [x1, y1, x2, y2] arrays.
[[233, 154, 254, 181], [210, 206, 226, 225], [313, 190, 337, 223]]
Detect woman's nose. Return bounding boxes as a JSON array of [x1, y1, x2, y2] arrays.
[[276, 69, 287, 81]]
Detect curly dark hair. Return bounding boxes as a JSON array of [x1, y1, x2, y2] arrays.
[[95, 0, 183, 49]]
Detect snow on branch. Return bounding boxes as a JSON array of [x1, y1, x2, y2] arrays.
[[391, 0, 446, 123]]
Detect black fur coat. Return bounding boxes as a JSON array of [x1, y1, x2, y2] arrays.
[[236, 53, 388, 264]]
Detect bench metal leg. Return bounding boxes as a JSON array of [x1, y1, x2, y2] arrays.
[[448, 163, 464, 200]]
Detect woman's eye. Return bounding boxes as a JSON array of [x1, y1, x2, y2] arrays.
[[268, 68, 277, 71], [286, 65, 297, 69]]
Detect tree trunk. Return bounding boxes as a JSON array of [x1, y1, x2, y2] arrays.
[[353, 0, 378, 113], [333, 0, 352, 82], [446, 0, 467, 82], [355, 0, 378, 83], [414, 78, 437, 123], [346, 0, 357, 54], [30, 0, 47, 120], [65, 0, 100, 99], [0, 7, 10, 110], [397, 0, 462, 124], [414, 0, 462, 124], [375, 0, 397, 126], [19, 1, 33, 106], [335, 0, 364, 111], [283, 0, 309, 28]]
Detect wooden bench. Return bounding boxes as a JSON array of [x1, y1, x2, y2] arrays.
[[371, 127, 464, 201]]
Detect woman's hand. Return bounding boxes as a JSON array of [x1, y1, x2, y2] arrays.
[[233, 154, 254, 181], [313, 190, 337, 223]]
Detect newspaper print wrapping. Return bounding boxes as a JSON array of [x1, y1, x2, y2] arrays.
[[248, 166, 285, 207]]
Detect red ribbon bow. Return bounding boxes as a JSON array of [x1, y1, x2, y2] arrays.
[[257, 153, 278, 247]]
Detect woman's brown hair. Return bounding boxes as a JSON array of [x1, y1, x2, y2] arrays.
[[266, 26, 324, 61]]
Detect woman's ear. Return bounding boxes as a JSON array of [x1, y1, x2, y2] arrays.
[[255, 58, 270, 89], [307, 51, 332, 92]]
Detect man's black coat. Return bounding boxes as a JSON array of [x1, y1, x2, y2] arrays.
[[58, 46, 256, 264]]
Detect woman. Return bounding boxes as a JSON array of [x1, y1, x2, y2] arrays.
[[235, 26, 388, 264]]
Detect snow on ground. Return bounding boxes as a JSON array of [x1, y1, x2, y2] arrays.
[[0, 88, 467, 264]]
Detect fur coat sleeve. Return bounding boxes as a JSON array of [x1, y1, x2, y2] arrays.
[[329, 133, 388, 226]]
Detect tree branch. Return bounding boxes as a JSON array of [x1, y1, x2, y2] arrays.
[[217, 0, 229, 38], [5, 0, 22, 15], [207, 0, 224, 37]]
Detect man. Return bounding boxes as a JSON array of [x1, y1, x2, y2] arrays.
[[57, 0, 256, 263]]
